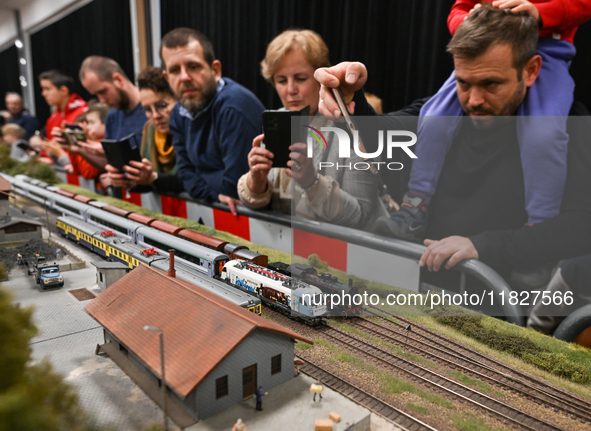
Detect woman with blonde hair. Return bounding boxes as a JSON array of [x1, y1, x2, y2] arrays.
[[238, 30, 377, 228]]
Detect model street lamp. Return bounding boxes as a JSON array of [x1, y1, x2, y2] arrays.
[[144, 325, 168, 431]]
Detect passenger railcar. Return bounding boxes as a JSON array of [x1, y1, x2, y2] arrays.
[[150, 259, 261, 314], [135, 225, 229, 277], [178, 228, 228, 251], [221, 260, 326, 325], [85, 206, 138, 240], [57, 216, 261, 314]]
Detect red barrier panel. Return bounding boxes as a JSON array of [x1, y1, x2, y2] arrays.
[[293, 229, 348, 272]]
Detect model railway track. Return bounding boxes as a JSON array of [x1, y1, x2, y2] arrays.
[[320, 325, 563, 431], [347, 316, 591, 423], [365, 305, 591, 413], [298, 360, 437, 431]]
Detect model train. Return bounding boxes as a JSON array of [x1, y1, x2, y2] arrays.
[[57, 215, 262, 315], [6, 174, 356, 323], [60, 213, 325, 324], [10, 176, 267, 270]]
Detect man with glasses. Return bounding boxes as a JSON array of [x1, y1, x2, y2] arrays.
[[105, 66, 185, 194]]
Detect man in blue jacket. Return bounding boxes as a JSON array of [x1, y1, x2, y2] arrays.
[[161, 28, 264, 215]]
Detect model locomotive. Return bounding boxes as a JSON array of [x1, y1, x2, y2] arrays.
[[221, 260, 326, 325], [268, 262, 361, 317]]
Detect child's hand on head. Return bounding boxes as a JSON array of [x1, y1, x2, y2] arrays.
[[492, 0, 540, 24]]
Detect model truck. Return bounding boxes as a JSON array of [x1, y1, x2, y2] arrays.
[[32, 257, 64, 289]]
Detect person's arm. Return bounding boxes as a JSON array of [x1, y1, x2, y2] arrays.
[[68, 153, 101, 179], [448, 0, 479, 35], [237, 171, 274, 209], [529, 0, 591, 32], [73, 146, 108, 172], [152, 173, 185, 193], [208, 106, 262, 199], [470, 108, 591, 268], [169, 109, 220, 201]]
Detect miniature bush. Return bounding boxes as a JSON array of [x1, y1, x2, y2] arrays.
[[522, 352, 590, 384], [308, 253, 328, 270], [7, 157, 60, 185], [0, 145, 17, 173], [23, 160, 60, 184], [436, 315, 590, 384], [0, 286, 100, 430]]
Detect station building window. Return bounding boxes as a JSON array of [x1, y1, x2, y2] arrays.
[[271, 354, 281, 375], [216, 375, 228, 399]]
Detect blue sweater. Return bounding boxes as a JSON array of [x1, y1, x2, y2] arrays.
[[169, 78, 264, 201], [105, 102, 146, 149]]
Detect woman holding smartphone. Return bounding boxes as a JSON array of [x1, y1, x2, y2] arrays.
[[106, 66, 184, 193], [238, 30, 377, 229]]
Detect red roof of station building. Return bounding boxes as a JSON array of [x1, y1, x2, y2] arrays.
[[0, 176, 12, 193], [85, 265, 312, 398]]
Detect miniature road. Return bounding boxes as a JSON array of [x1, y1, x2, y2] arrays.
[[3, 231, 175, 430]]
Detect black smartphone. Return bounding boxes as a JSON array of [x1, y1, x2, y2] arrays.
[[101, 133, 142, 172], [262, 106, 310, 167], [63, 124, 86, 146]]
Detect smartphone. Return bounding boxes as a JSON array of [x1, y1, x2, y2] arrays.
[[63, 124, 86, 146], [331, 88, 378, 174], [101, 133, 142, 172], [262, 106, 310, 167]]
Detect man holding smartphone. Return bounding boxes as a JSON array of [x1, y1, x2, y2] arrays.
[[160, 28, 265, 215]]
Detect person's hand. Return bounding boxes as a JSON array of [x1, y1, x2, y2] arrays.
[[77, 140, 106, 156], [29, 135, 44, 151], [51, 126, 66, 143], [492, 0, 540, 22], [41, 139, 67, 158], [467, 2, 482, 17], [314, 61, 368, 118], [218, 194, 243, 216], [105, 164, 131, 188], [121, 159, 157, 185], [419, 236, 479, 271], [247, 134, 274, 194], [38, 156, 55, 165], [287, 142, 316, 183]]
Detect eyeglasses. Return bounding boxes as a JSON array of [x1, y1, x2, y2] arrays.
[[144, 101, 170, 117]]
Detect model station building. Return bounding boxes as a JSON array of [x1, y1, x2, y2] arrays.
[[85, 264, 312, 428], [0, 176, 42, 244]]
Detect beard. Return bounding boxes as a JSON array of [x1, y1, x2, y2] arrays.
[[178, 74, 217, 116], [116, 87, 131, 110], [463, 81, 525, 128]]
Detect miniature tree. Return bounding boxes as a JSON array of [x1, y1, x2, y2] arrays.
[[0, 286, 98, 431]]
